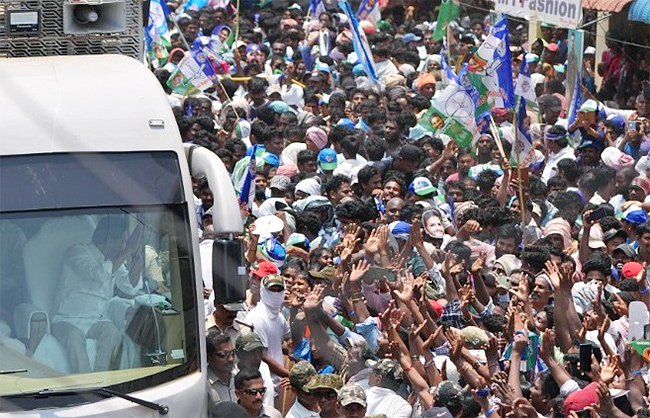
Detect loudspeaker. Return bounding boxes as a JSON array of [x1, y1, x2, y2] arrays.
[[212, 239, 247, 305], [63, 0, 127, 35]]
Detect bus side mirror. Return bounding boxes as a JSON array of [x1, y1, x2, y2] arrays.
[[211, 239, 247, 305]]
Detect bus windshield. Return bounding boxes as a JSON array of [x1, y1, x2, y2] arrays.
[[0, 153, 199, 399]]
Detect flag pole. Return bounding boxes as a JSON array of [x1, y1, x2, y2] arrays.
[[513, 96, 527, 246], [489, 115, 507, 162]]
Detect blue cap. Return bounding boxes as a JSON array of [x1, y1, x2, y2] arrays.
[[245, 43, 261, 55], [337, 118, 356, 129], [261, 152, 280, 167], [318, 148, 338, 171], [258, 238, 286, 267], [401, 33, 422, 43], [623, 208, 648, 225], [352, 63, 365, 76], [389, 221, 411, 240], [268, 100, 291, 114], [606, 114, 625, 132]]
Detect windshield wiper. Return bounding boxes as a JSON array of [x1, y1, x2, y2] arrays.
[[0, 369, 27, 375], [20, 387, 169, 415]]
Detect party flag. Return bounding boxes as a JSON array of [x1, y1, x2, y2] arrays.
[[420, 80, 480, 148], [515, 97, 536, 167], [433, 0, 460, 41], [567, 71, 583, 129], [356, 0, 381, 23], [309, 0, 326, 19], [144, 0, 171, 67], [238, 145, 257, 208], [466, 16, 515, 115], [339, 0, 380, 85], [514, 52, 537, 103], [166, 49, 218, 96]]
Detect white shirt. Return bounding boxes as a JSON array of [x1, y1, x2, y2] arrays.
[[541, 146, 576, 184], [333, 158, 366, 184], [365, 386, 412, 418], [245, 303, 290, 380], [285, 400, 321, 418], [54, 243, 136, 333], [590, 192, 607, 205]]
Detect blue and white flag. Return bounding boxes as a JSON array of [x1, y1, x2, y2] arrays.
[[238, 145, 257, 208], [309, 0, 326, 19], [144, 0, 171, 66], [166, 46, 219, 96], [567, 71, 583, 129], [339, 0, 379, 85], [440, 38, 456, 86], [516, 96, 536, 167], [183, 0, 208, 11], [466, 16, 515, 115], [356, 0, 381, 23], [514, 51, 537, 103]]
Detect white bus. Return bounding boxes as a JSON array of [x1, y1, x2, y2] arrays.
[[0, 54, 243, 417]]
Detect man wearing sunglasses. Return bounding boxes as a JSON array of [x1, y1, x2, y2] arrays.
[[304, 373, 344, 418], [234, 368, 282, 418], [207, 330, 237, 404]]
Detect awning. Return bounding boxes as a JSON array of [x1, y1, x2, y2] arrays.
[[583, 0, 632, 12], [628, 0, 650, 23]]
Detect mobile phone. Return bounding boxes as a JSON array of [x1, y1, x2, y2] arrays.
[[587, 207, 606, 223], [575, 410, 590, 418], [579, 343, 592, 372], [629, 120, 639, 131], [365, 267, 397, 282]]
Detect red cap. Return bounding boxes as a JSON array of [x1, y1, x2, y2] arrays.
[[546, 42, 559, 52], [632, 177, 650, 195], [622, 261, 644, 279], [429, 300, 444, 318], [252, 261, 279, 278], [564, 382, 599, 416]]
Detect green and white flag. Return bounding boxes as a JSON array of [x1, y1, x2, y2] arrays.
[[420, 82, 480, 148], [433, 0, 459, 41]]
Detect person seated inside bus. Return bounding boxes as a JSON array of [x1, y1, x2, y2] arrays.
[[51, 216, 145, 374]]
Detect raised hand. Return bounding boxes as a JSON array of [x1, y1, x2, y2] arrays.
[[470, 252, 486, 275], [508, 275, 529, 303], [303, 284, 325, 317], [544, 260, 561, 290], [600, 354, 623, 385], [445, 329, 465, 362], [393, 270, 416, 303], [410, 319, 428, 339], [492, 371, 517, 405], [512, 332, 528, 355], [341, 224, 362, 249], [539, 329, 555, 361], [349, 259, 371, 283], [422, 325, 444, 350], [364, 226, 382, 255]]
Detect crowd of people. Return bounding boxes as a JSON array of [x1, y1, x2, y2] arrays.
[[152, 0, 650, 417]]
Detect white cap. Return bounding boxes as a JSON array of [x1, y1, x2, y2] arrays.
[[584, 46, 596, 55]]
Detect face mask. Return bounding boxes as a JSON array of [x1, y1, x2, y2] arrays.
[[261, 286, 285, 315]]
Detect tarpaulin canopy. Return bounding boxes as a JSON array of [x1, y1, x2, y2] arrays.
[[628, 0, 650, 23], [583, 0, 632, 12]]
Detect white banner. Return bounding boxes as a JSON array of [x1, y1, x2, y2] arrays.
[[494, 0, 583, 29]]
